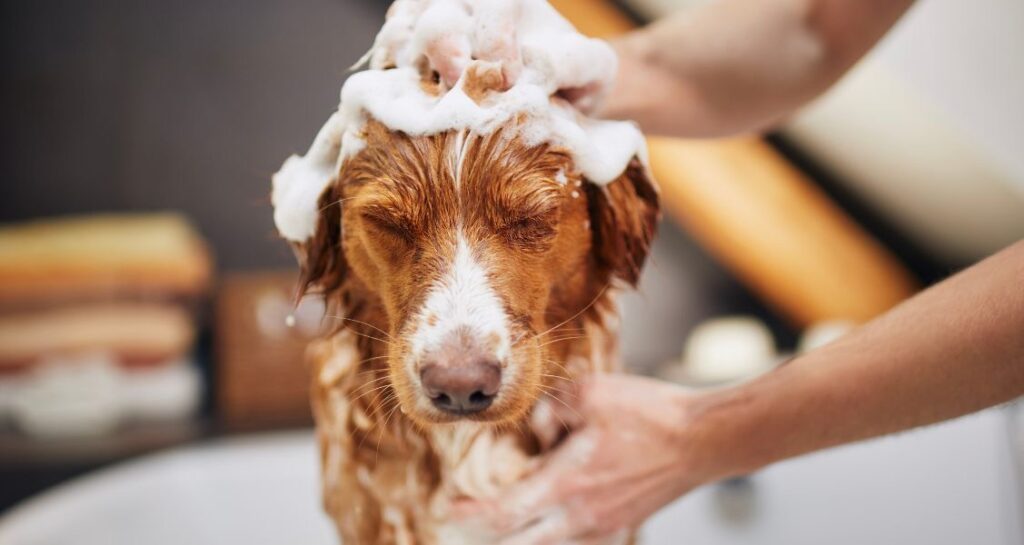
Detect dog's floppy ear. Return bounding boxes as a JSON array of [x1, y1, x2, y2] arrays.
[[586, 158, 660, 286], [296, 181, 348, 298]]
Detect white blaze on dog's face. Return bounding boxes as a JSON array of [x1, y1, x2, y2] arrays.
[[412, 235, 511, 363], [405, 233, 513, 417], [299, 120, 658, 426]]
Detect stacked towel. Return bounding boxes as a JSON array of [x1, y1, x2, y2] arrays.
[[0, 214, 212, 437]]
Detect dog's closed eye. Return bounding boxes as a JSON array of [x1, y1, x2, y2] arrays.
[[361, 210, 416, 245], [496, 211, 558, 249]]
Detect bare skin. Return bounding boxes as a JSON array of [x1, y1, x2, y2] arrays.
[[456, 240, 1024, 543], [599, 0, 916, 137]]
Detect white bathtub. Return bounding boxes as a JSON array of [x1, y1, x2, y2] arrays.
[[1, 407, 1020, 545]]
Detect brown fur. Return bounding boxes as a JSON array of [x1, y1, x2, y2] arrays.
[[294, 118, 658, 543]]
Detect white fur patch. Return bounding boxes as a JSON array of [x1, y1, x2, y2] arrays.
[[409, 234, 511, 371], [451, 129, 471, 190]]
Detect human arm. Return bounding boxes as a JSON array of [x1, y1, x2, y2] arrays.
[[599, 0, 916, 137], [454, 240, 1024, 543]]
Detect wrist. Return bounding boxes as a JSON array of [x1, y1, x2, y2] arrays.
[[675, 384, 774, 484]]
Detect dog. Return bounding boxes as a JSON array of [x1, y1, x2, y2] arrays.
[[273, 2, 659, 542]]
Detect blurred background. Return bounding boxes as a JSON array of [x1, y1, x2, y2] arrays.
[[0, 0, 1021, 544]]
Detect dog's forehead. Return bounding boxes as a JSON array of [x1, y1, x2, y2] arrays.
[[349, 129, 572, 211]]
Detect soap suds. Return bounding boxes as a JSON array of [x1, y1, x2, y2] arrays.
[[272, 0, 647, 242], [554, 169, 568, 186]]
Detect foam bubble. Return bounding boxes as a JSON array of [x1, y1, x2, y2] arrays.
[[272, 0, 647, 242]]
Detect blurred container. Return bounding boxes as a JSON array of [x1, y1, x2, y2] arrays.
[[659, 315, 780, 388], [215, 272, 325, 430]]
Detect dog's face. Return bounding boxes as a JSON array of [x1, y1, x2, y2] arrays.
[[299, 120, 657, 427]]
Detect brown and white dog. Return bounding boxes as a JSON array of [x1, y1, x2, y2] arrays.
[[285, 68, 659, 543]]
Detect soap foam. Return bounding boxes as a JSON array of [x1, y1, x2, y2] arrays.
[[272, 0, 647, 242]]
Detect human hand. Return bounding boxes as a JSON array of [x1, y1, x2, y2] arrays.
[[374, 0, 523, 89], [595, 33, 714, 137], [376, 0, 621, 112], [452, 374, 712, 544]]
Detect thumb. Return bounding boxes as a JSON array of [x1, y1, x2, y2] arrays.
[[451, 430, 597, 532], [449, 467, 559, 534]]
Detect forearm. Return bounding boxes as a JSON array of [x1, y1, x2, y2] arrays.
[[687, 241, 1024, 479], [603, 0, 915, 137]]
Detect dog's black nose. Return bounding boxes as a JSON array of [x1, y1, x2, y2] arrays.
[[420, 360, 501, 415]]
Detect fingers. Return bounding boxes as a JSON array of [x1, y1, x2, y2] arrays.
[[453, 430, 601, 530], [567, 536, 623, 545], [414, 0, 473, 87], [489, 472, 562, 532], [497, 508, 572, 545], [558, 81, 606, 114], [412, 0, 524, 90], [451, 451, 567, 532], [471, 0, 523, 88], [449, 476, 555, 532], [547, 373, 615, 426], [570, 528, 633, 545], [424, 34, 472, 87]]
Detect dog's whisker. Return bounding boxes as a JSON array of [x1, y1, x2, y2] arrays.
[[354, 364, 390, 375], [537, 331, 587, 341], [374, 401, 404, 465], [353, 362, 392, 377], [345, 330, 397, 347], [538, 390, 573, 432], [356, 392, 399, 453], [357, 354, 391, 364], [532, 282, 611, 341], [349, 375, 390, 391], [537, 335, 587, 348], [324, 315, 395, 341], [349, 381, 394, 405], [318, 195, 359, 212], [365, 392, 398, 422], [540, 357, 573, 375], [542, 388, 579, 404], [511, 326, 587, 349], [352, 363, 391, 379], [538, 386, 584, 425]]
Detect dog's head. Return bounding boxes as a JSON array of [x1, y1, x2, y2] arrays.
[[296, 117, 657, 427], [295, 115, 656, 426]]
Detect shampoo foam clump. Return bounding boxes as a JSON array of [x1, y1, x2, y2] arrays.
[[273, 0, 647, 242]]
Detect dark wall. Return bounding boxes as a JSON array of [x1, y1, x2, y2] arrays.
[[0, 0, 388, 269]]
